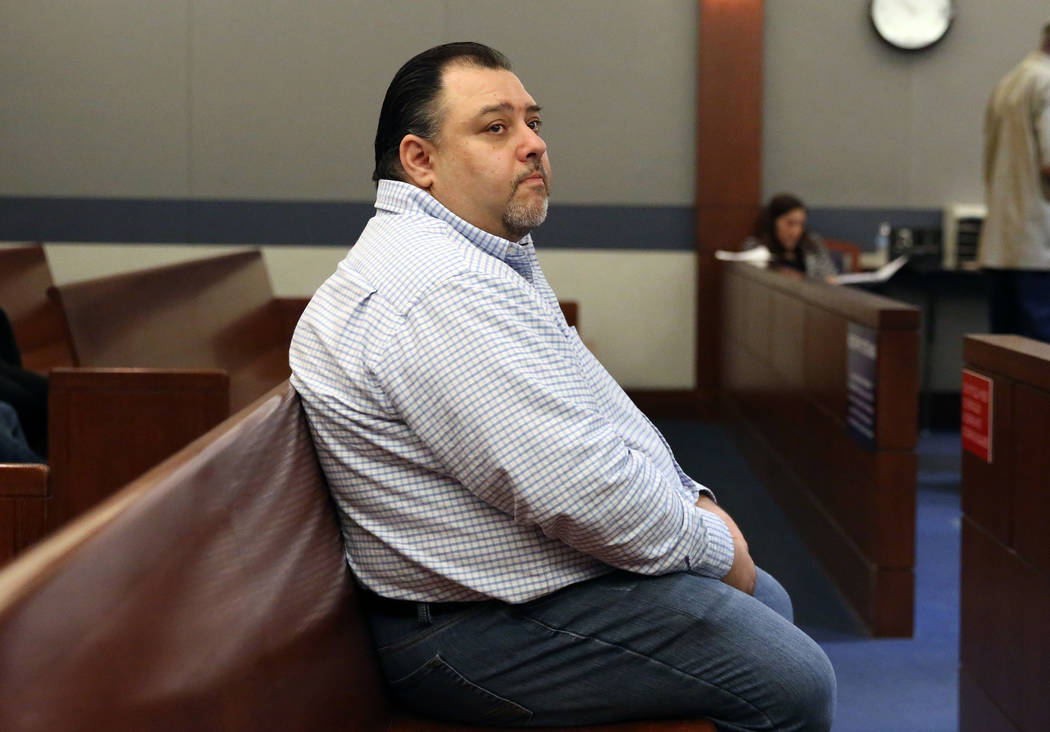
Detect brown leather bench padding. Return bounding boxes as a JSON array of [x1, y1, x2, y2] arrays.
[[0, 383, 713, 731]]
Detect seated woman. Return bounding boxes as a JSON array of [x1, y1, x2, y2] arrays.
[[744, 193, 839, 281]]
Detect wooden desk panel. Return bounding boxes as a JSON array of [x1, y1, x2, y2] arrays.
[[721, 262, 919, 636], [1012, 383, 1050, 574], [960, 369, 1013, 544], [961, 519, 1050, 732], [961, 334, 1050, 732]]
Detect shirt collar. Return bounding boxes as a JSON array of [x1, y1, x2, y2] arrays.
[[1029, 50, 1050, 67], [374, 180, 535, 265]]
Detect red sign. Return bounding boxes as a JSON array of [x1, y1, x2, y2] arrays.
[[961, 369, 993, 462]]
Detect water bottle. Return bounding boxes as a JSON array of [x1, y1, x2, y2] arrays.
[[875, 221, 891, 266]]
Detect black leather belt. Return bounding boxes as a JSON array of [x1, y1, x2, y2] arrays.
[[360, 590, 480, 619]]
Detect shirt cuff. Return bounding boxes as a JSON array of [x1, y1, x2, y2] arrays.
[[691, 508, 735, 579], [683, 476, 716, 503]]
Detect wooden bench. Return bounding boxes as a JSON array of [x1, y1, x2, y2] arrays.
[[0, 381, 712, 732], [35, 249, 307, 534], [959, 334, 1050, 732], [0, 244, 68, 561], [0, 243, 74, 372], [720, 260, 921, 636], [0, 465, 49, 564], [50, 249, 306, 412]]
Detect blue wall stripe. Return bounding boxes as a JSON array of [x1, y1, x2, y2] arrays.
[[807, 207, 944, 251], [0, 196, 944, 252], [0, 196, 696, 250]]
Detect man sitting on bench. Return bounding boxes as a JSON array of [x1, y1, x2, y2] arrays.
[[290, 41, 835, 731]]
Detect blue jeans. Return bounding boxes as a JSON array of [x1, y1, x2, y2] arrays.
[[366, 569, 835, 731], [987, 268, 1050, 344]]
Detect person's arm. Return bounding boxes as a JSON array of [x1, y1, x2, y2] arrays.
[[1036, 89, 1050, 184], [983, 96, 999, 190], [376, 271, 735, 580], [805, 235, 840, 282]]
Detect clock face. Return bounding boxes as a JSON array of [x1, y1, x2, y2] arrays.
[[871, 0, 953, 50]]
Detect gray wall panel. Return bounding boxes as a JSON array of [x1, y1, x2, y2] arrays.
[[763, 0, 1050, 210], [0, 0, 189, 197]]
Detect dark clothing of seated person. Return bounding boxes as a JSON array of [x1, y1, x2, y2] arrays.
[[0, 307, 48, 459], [291, 42, 835, 731], [0, 400, 41, 463], [743, 193, 839, 281]]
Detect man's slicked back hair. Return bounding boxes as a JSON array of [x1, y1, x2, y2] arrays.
[[372, 42, 512, 185]]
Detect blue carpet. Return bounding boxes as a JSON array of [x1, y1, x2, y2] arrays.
[[654, 421, 961, 732]]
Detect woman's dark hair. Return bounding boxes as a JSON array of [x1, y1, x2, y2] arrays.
[[372, 42, 512, 184], [753, 192, 811, 258]]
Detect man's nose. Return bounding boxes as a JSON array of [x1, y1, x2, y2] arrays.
[[519, 126, 547, 159]]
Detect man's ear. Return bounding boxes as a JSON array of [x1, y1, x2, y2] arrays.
[[399, 134, 436, 189]]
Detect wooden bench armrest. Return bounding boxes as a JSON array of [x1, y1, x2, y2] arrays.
[[0, 465, 49, 498], [47, 368, 230, 531]]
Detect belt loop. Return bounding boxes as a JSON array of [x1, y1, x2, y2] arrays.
[[416, 602, 433, 626]]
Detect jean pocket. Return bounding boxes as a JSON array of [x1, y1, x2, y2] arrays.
[[390, 653, 533, 726]]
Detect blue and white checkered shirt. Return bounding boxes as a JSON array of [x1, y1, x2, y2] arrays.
[[290, 180, 734, 603]]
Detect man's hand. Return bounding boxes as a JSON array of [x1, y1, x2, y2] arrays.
[[697, 495, 757, 595]]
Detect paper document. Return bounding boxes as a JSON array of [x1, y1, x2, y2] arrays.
[[831, 255, 909, 285], [715, 246, 771, 263]]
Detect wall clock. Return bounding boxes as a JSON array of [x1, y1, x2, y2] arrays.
[[870, 0, 954, 51]]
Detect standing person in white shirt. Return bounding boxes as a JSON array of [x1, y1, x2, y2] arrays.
[[290, 41, 834, 731], [980, 23, 1050, 343]]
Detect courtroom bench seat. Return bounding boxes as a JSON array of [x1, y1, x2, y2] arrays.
[[2, 249, 300, 562], [0, 244, 68, 561], [48, 249, 305, 412], [32, 249, 308, 536], [0, 381, 712, 732]]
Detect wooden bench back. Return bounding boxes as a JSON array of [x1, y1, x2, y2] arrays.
[[0, 465, 49, 564], [50, 249, 281, 370], [0, 243, 73, 370], [0, 382, 389, 731]]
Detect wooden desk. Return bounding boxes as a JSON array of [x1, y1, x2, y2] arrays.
[[960, 334, 1050, 732], [720, 262, 920, 636]]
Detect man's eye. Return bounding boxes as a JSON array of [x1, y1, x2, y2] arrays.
[[488, 123, 505, 133], [528, 119, 543, 131]]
